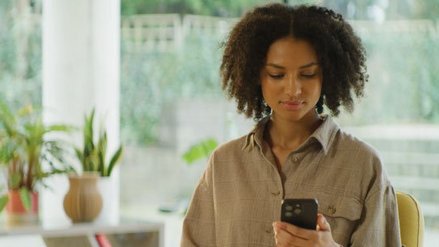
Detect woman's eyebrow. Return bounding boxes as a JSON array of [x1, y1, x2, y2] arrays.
[[265, 63, 285, 69], [265, 62, 319, 69], [299, 62, 319, 69]]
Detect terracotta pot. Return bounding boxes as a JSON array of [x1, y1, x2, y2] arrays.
[[63, 172, 102, 223], [6, 190, 39, 225]]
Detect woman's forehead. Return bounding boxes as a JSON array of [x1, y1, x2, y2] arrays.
[[265, 37, 318, 67]]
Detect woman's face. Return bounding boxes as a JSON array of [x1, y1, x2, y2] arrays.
[[260, 36, 322, 123]]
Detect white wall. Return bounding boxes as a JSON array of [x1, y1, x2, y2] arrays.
[[41, 0, 120, 224]]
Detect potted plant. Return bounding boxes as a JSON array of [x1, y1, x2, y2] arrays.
[[63, 108, 123, 223], [74, 109, 123, 177], [0, 101, 74, 224]]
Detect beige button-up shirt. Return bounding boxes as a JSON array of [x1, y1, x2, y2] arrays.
[[181, 116, 401, 247]]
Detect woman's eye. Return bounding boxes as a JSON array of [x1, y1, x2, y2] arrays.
[[300, 73, 316, 78], [268, 73, 284, 79]]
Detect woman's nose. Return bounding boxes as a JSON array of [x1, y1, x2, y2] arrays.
[[286, 76, 302, 96]]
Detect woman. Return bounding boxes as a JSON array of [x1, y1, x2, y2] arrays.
[[181, 3, 401, 247]]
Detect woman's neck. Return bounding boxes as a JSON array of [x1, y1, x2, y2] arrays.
[[266, 113, 322, 150]]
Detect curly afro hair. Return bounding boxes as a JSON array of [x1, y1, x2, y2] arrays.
[[220, 3, 368, 120]]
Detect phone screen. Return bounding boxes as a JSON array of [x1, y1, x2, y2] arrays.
[[281, 198, 318, 230]]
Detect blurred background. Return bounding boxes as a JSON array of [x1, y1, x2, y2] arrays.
[[1, 0, 438, 246]]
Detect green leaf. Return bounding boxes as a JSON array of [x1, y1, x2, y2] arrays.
[[182, 138, 218, 165], [96, 131, 107, 176], [106, 146, 123, 177], [0, 195, 8, 212], [19, 188, 31, 211], [0, 140, 19, 164], [0, 101, 17, 133], [76, 108, 125, 176], [45, 124, 74, 133], [83, 109, 95, 163], [9, 173, 22, 189], [74, 147, 83, 164], [0, 101, 75, 192]]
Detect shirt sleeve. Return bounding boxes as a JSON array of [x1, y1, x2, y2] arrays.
[[350, 166, 401, 247], [181, 154, 217, 247]]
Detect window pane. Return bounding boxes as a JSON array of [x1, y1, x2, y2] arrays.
[[0, 0, 42, 109], [120, 1, 439, 246]]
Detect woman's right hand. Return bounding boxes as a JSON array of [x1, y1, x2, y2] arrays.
[[273, 214, 340, 247]]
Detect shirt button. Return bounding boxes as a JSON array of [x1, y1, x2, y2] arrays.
[[327, 205, 337, 215], [271, 191, 280, 196]]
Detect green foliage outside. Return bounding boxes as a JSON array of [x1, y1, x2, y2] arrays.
[[0, 1, 42, 110], [120, 32, 224, 145], [121, 19, 439, 145], [1, 1, 439, 147], [340, 25, 439, 125], [121, 0, 283, 16], [122, 0, 439, 20]]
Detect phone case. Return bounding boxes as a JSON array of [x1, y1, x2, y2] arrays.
[[281, 198, 318, 230]]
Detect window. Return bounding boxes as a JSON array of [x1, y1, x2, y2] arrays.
[[0, 0, 42, 109], [1, 0, 438, 246], [118, 1, 439, 246]]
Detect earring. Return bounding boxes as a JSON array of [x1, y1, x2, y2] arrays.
[[316, 96, 324, 114], [262, 100, 271, 115]]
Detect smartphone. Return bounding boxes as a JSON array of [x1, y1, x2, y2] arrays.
[[281, 198, 318, 230]]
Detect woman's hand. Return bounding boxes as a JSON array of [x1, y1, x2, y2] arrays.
[[273, 214, 340, 247]]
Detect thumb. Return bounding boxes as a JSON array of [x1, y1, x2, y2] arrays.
[[317, 214, 331, 232]]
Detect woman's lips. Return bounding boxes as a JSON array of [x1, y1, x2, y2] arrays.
[[279, 100, 304, 111]]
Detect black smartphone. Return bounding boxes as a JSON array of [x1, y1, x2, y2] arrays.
[[281, 198, 318, 230]]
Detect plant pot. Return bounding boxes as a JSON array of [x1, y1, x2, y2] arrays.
[[6, 190, 39, 225], [63, 172, 102, 223]]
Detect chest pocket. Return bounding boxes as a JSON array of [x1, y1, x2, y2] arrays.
[[319, 196, 363, 245]]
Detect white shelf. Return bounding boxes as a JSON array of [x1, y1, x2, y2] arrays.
[[0, 218, 164, 247]]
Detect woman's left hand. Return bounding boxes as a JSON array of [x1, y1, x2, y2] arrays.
[[273, 214, 340, 247]]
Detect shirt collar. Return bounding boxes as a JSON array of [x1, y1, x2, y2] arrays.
[[310, 115, 339, 154], [242, 115, 340, 155]]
